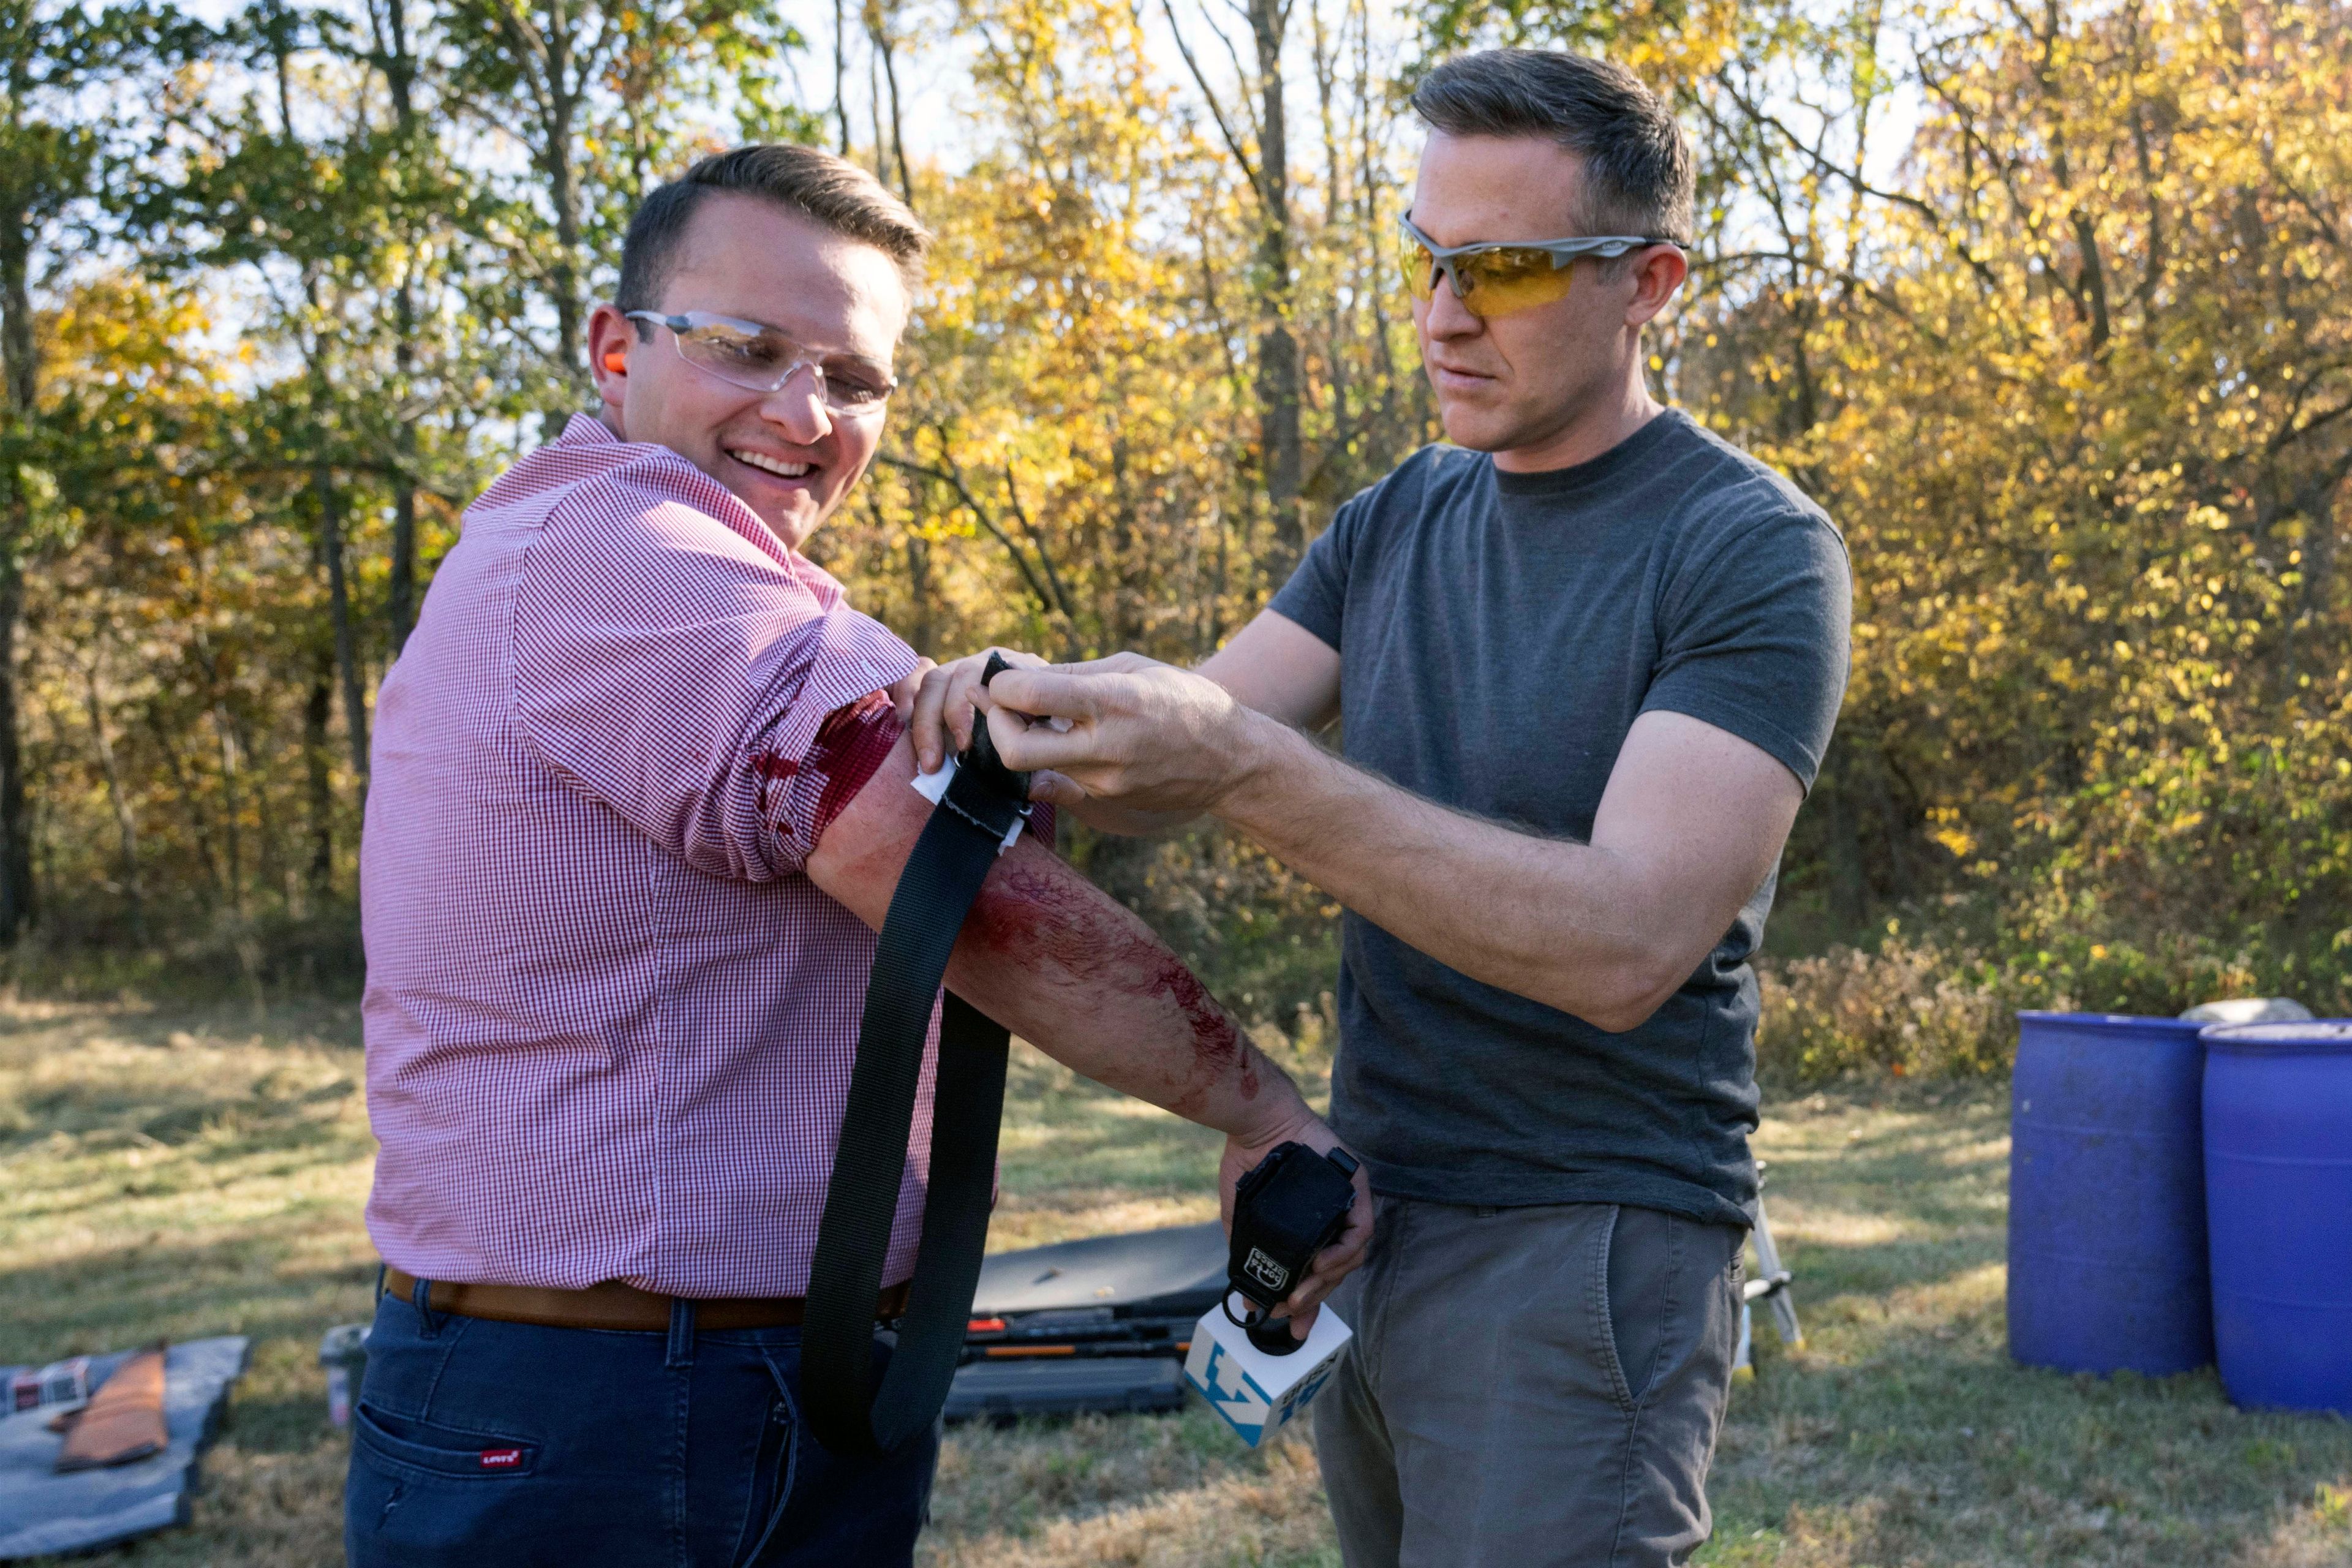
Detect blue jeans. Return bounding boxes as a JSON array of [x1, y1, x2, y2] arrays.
[[344, 1286, 938, 1567]]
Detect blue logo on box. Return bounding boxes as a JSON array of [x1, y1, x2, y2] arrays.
[[1286, 1364, 1335, 1411], [1197, 1343, 1270, 1441]]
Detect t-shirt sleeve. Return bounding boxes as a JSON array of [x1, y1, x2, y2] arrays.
[[1268, 488, 1371, 652], [511, 474, 920, 881], [1642, 509, 1852, 793]]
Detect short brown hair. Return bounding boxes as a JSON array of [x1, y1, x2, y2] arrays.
[[616, 145, 932, 323], [1411, 50, 1694, 244]]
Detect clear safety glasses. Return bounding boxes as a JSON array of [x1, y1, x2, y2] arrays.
[[1398, 216, 1679, 319], [624, 310, 897, 416]]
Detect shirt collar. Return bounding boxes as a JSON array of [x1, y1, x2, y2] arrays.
[[553, 412, 846, 605], [559, 411, 621, 448]]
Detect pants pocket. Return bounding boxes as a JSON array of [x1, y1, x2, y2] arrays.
[[729, 1363, 801, 1568], [346, 1402, 584, 1568], [1597, 1204, 1681, 1412], [353, 1403, 541, 1481]]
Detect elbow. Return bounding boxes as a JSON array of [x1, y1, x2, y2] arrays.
[[1580, 995, 1665, 1036], [1566, 957, 1687, 1036]]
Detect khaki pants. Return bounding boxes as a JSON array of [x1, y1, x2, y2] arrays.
[[1313, 1198, 1742, 1568]]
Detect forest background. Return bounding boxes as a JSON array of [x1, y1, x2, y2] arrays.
[[2, 0, 2347, 1082]]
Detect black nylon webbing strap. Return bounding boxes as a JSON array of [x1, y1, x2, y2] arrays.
[[802, 720, 1029, 1457]]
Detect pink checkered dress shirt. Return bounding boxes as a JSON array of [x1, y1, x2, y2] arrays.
[[362, 413, 967, 1297]]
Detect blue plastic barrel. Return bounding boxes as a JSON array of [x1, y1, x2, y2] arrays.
[[2202, 1020, 2352, 1414], [2007, 1011, 2212, 1376]]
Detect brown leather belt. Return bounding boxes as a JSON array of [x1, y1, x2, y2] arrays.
[[381, 1267, 910, 1333]]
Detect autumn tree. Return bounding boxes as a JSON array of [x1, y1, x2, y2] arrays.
[[5, 0, 2344, 1030], [1162, 0, 1307, 565], [1806, 1, 2352, 1008], [439, 0, 816, 431], [0, 1, 197, 940]]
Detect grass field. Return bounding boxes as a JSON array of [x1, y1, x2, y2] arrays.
[[4, 995, 2350, 1567]]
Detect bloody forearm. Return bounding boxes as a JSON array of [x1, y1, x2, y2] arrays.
[[806, 731, 1301, 1139], [946, 846, 1283, 1129]]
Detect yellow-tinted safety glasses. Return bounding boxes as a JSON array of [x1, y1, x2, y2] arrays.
[[1400, 215, 1677, 319]]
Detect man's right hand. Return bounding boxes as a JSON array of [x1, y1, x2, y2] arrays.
[[907, 649, 1185, 835], [908, 615, 1343, 834]]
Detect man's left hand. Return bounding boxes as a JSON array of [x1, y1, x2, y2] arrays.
[[885, 657, 936, 733], [1217, 1107, 1374, 1343], [983, 655, 1268, 815]]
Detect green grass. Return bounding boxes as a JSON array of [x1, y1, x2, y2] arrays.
[[4, 998, 2349, 1566]]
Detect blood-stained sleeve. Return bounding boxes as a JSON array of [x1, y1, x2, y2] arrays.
[[511, 459, 919, 880], [774, 690, 902, 850], [781, 695, 1060, 857]]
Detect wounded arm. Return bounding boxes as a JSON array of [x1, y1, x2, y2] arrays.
[[805, 721, 1298, 1137]]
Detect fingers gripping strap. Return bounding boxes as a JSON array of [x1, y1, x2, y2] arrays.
[[801, 792, 1012, 1457]]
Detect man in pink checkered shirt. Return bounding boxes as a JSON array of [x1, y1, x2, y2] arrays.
[[347, 145, 1369, 1568]]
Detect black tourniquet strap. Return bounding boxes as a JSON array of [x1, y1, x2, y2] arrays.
[[802, 732, 1028, 1457]]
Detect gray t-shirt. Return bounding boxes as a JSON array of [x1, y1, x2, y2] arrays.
[[1269, 409, 1851, 1228]]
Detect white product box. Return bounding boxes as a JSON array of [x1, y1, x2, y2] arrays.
[[7, 1355, 90, 1414], [1183, 1303, 1351, 1447]]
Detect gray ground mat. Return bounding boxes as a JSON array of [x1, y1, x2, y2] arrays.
[[0, 1336, 251, 1561]]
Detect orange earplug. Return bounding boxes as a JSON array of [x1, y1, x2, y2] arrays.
[[603, 350, 627, 373]]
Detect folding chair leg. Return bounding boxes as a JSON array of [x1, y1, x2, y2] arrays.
[[1749, 1186, 1804, 1349]]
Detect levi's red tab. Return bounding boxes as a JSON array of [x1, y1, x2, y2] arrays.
[[479, 1447, 525, 1469]]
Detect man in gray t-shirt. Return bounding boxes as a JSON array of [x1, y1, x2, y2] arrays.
[[1269, 409, 1845, 1234], [915, 47, 1849, 1568]]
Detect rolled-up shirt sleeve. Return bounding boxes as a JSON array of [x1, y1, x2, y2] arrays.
[[511, 463, 919, 880]]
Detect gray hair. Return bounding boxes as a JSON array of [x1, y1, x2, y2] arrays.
[[1411, 49, 1694, 244]]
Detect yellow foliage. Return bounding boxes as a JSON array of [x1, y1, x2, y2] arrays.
[[1665, 0, 2352, 1010]]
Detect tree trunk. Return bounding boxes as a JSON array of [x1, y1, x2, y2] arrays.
[[903, 528, 934, 657], [833, 0, 851, 154], [1247, 0, 1302, 569], [1354, 0, 1398, 438], [389, 374, 420, 651], [0, 201, 36, 940], [1309, 0, 1350, 443], [148, 714, 224, 895], [237, 698, 289, 911], [379, 0, 423, 654], [0, 214, 30, 414], [213, 704, 246, 912], [1820, 753, 1869, 930], [315, 467, 372, 786], [81, 661, 143, 928], [867, 3, 915, 208], [211, 704, 267, 1013], [522, 4, 587, 440], [304, 657, 334, 902], [0, 559, 28, 940]]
